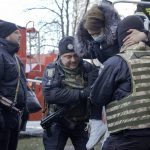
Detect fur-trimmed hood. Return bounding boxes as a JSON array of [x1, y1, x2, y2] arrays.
[[74, 3, 121, 57]]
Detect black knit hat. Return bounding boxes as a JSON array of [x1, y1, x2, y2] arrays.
[[117, 15, 145, 48], [58, 36, 75, 55], [0, 20, 18, 38]]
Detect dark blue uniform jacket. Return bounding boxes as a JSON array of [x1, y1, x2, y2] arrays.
[[0, 39, 27, 129], [42, 60, 97, 106]]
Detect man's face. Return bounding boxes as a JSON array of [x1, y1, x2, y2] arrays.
[[5, 29, 21, 45], [60, 52, 80, 70]]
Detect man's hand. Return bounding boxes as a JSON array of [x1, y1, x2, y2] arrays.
[[123, 29, 148, 47]]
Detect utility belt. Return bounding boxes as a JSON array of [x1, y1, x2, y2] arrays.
[[61, 116, 86, 130], [63, 112, 89, 128], [65, 114, 89, 122]]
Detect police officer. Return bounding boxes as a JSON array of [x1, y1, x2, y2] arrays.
[[42, 36, 98, 150], [90, 15, 150, 150], [0, 20, 27, 150]]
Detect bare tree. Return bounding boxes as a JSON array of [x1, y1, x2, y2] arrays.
[[26, 0, 97, 54], [72, 0, 90, 36]]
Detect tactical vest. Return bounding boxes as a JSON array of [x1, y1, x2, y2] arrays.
[[106, 50, 150, 133]]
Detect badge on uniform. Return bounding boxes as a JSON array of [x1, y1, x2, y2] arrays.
[[67, 43, 74, 50], [46, 68, 55, 78]]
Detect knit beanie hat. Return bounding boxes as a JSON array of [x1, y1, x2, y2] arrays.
[[117, 15, 145, 48], [0, 20, 18, 38], [83, 4, 105, 33], [136, 0, 150, 20], [58, 36, 75, 55]]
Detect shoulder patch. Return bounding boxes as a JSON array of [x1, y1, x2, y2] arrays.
[[46, 68, 55, 78]]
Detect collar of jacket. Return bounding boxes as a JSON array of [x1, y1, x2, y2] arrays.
[[56, 58, 84, 75], [57, 58, 80, 74], [0, 38, 20, 56]]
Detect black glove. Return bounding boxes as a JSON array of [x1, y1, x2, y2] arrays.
[[88, 68, 98, 86], [0, 109, 5, 129], [80, 86, 91, 99]]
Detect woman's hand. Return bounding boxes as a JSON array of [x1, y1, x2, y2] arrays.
[[123, 29, 148, 47]]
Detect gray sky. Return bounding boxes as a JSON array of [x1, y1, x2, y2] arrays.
[[0, 0, 140, 28], [0, 0, 44, 27]]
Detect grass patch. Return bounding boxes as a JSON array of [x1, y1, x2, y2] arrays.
[[17, 137, 101, 150], [17, 137, 43, 150]]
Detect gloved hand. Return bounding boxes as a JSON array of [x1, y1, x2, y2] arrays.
[[80, 86, 91, 99], [0, 110, 5, 129]]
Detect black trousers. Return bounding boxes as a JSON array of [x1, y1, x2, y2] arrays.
[[0, 128, 19, 150], [102, 133, 150, 150], [43, 122, 92, 150]]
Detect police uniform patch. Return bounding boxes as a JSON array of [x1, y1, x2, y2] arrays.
[[46, 68, 55, 78]]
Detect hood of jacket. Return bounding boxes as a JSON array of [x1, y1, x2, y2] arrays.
[[74, 3, 120, 57]]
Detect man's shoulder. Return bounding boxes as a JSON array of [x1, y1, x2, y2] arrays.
[[104, 55, 124, 68]]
